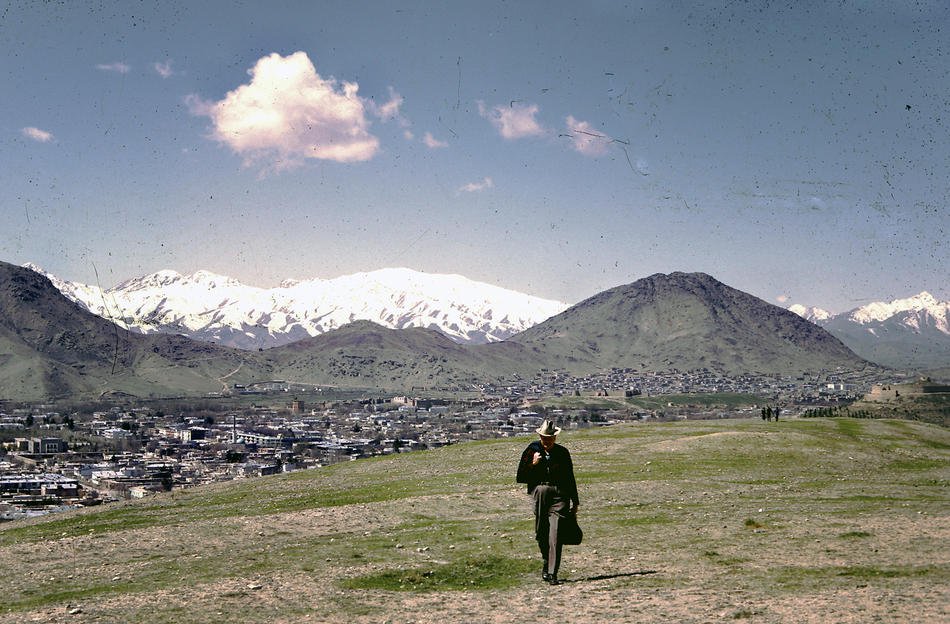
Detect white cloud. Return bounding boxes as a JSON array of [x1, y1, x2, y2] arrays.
[[186, 51, 380, 169], [96, 61, 131, 74], [776, 294, 790, 304], [403, 130, 415, 141], [565, 115, 612, 157], [423, 132, 448, 149], [21, 127, 53, 143], [458, 177, 494, 193], [153, 60, 174, 78], [369, 86, 407, 125], [478, 100, 545, 139]]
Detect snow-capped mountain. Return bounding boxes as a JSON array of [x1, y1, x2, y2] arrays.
[[789, 292, 950, 370], [786, 304, 832, 324], [24, 264, 569, 349], [846, 292, 949, 331]]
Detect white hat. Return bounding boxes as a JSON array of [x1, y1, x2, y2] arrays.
[[536, 419, 561, 436]]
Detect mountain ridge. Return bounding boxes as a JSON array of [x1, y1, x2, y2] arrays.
[[789, 291, 950, 369], [2, 261, 876, 400], [24, 264, 568, 349], [27, 263, 946, 371]]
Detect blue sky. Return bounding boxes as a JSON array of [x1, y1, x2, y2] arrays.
[[2, 1, 947, 313]]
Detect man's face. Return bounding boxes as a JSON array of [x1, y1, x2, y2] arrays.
[[540, 434, 556, 451]]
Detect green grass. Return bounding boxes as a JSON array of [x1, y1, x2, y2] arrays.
[[537, 392, 761, 411], [774, 564, 948, 590], [1, 416, 948, 622], [702, 550, 751, 566], [0, 450, 507, 547], [886, 457, 946, 471], [342, 555, 536, 591], [612, 513, 674, 527], [839, 531, 872, 539], [836, 418, 865, 438]]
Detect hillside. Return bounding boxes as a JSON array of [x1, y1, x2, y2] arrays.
[[0, 265, 877, 400], [0, 262, 269, 400], [512, 272, 868, 375], [1, 418, 947, 623], [839, 381, 950, 427], [267, 320, 538, 389]]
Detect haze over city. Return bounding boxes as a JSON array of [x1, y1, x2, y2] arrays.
[[2, 1, 947, 313]]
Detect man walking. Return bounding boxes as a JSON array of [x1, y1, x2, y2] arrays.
[[516, 419, 579, 585]]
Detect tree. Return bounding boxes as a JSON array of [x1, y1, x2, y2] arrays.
[[24, 414, 34, 427]]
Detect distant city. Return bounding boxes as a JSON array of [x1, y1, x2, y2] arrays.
[[1, 366, 897, 522]]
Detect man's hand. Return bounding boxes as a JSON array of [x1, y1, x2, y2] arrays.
[[532, 452, 542, 465]]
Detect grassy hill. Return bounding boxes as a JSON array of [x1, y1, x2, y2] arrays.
[[828, 382, 950, 427], [0, 262, 270, 401], [2, 418, 948, 623], [268, 320, 540, 390], [511, 272, 868, 375]]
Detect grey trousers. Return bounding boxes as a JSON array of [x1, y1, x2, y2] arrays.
[[533, 484, 569, 576]]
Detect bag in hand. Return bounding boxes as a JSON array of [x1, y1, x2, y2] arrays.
[[560, 511, 583, 545]]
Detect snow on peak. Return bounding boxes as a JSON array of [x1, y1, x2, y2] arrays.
[[29, 264, 570, 348], [22, 262, 103, 312], [849, 291, 946, 324], [788, 304, 832, 323], [115, 270, 185, 290], [184, 270, 244, 287]]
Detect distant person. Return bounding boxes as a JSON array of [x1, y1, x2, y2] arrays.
[[516, 419, 579, 585]]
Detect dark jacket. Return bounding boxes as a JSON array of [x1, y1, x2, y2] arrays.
[[516, 440, 579, 506]]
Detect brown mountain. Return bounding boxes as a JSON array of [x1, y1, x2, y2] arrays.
[[509, 272, 870, 375], [1, 264, 873, 401], [0, 261, 269, 401], [268, 320, 534, 390]]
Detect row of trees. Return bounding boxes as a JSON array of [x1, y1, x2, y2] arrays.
[[802, 405, 875, 419]]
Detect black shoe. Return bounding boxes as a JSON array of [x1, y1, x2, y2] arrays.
[[542, 572, 551, 582], [548, 576, 560, 585]]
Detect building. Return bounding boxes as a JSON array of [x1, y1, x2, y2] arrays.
[[13, 437, 68, 455], [0, 473, 79, 496]]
